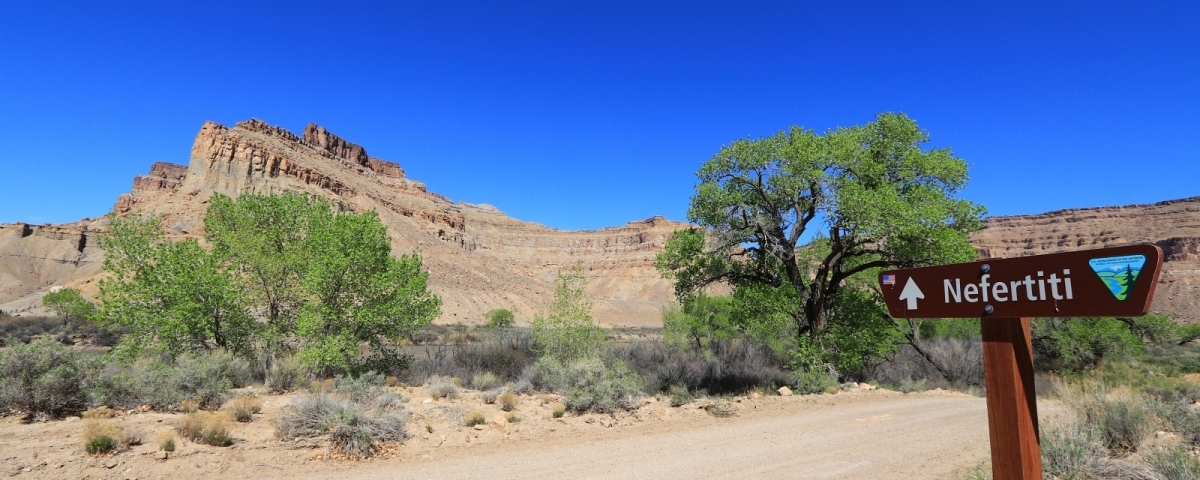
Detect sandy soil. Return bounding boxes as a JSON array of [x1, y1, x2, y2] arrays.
[[0, 386, 1037, 479]]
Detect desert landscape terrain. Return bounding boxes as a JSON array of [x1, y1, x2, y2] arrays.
[[0, 382, 1005, 480]]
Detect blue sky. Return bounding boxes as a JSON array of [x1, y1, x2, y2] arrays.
[[1, 2, 1197, 230]]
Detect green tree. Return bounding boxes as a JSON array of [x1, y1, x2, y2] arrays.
[[41, 287, 96, 327], [97, 214, 254, 360], [531, 266, 605, 362], [662, 293, 736, 351], [1034, 317, 1143, 370], [484, 308, 515, 328], [205, 191, 327, 343], [293, 209, 441, 374], [656, 113, 984, 371]]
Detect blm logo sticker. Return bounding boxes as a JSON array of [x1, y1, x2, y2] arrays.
[[1088, 254, 1146, 301]]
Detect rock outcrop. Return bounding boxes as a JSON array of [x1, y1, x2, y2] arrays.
[[2, 119, 688, 325], [971, 197, 1200, 321]]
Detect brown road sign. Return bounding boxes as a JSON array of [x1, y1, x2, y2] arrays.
[[878, 244, 1163, 319]]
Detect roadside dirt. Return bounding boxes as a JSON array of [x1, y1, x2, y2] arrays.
[[0, 386, 1036, 479]]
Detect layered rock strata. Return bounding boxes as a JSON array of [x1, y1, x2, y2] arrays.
[[1, 119, 687, 326], [971, 197, 1200, 321]]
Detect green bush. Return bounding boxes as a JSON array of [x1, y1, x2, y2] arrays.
[[333, 371, 386, 404], [792, 370, 837, 395], [274, 394, 406, 458], [0, 338, 89, 418], [1039, 420, 1102, 478], [84, 435, 118, 455], [265, 356, 309, 393], [559, 358, 643, 413], [669, 384, 692, 407], [531, 266, 605, 362], [1146, 445, 1200, 480], [463, 411, 486, 427], [484, 309, 515, 328]]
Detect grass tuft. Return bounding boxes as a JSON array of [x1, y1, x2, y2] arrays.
[[463, 411, 486, 427]]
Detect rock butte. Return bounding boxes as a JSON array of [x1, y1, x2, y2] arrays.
[[1, 120, 1198, 323], [0, 119, 689, 326]]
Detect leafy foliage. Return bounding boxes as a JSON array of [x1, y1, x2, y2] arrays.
[[0, 338, 89, 417], [97, 214, 255, 360], [531, 266, 604, 362], [656, 113, 984, 379], [41, 287, 96, 326], [484, 308, 515, 328]]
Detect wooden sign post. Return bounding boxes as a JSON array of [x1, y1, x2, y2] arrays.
[[878, 245, 1163, 480]]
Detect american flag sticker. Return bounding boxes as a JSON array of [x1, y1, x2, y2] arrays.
[[882, 274, 896, 285]]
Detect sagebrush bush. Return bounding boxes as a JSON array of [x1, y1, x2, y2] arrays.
[[1146, 445, 1200, 480], [404, 328, 536, 386], [463, 411, 486, 427], [425, 376, 460, 400], [0, 338, 89, 418], [265, 356, 309, 393], [534, 357, 643, 413], [481, 389, 500, 404], [274, 394, 406, 458], [498, 392, 519, 412], [85, 351, 249, 411], [373, 392, 407, 410], [1039, 419, 1102, 478], [334, 371, 386, 404], [608, 340, 789, 395], [669, 385, 692, 407]]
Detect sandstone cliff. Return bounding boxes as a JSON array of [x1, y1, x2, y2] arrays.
[[971, 197, 1200, 321], [1, 119, 687, 326]]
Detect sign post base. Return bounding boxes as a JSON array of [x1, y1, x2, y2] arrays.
[[981, 317, 1042, 480]]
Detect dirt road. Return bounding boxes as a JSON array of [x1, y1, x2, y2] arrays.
[[3, 389, 1016, 479], [347, 391, 994, 480]]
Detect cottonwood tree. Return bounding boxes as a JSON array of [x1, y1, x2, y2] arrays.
[[656, 113, 985, 372], [97, 215, 253, 359]]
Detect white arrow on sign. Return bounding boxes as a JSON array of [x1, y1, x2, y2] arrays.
[[899, 277, 924, 310]]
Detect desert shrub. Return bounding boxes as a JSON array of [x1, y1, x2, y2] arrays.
[[1146, 445, 1200, 480], [177, 411, 232, 446], [551, 402, 566, 418], [227, 396, 263, 422], [484, 309, 515, 328], [274, 394, 406, 458], [82, 406, 114, 419], [385, 376, 399, 387], [556, 358, 643, 413], [265, 356, 309, 393], [372, 392, 407, 410], [463, 410, 486, 427], [498, 392, 519, 412], [84, 434, 118, 455], [897, 377, 928, 394], [608, 340, 789, 395], [1040, 419, 1102, 478], [309, 378, 335, 394], [1096, 393, 1155, 453], [425, 376, 460, 400], [506, 413, 521, 423], [0, 338, 90, 418], [472, 372, 499, 391], [793, 370, 837, 395], [702, 399, 736, 417], [83, 420, 138, 455], [669, 385, 692, 407], [333, 371, 387, 404], [180, 399, 200, 413], [871, 339, 984, 388], [481, 389, 500, 404], [156, 432, 176, 452], [405, 329, 537, 386]]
